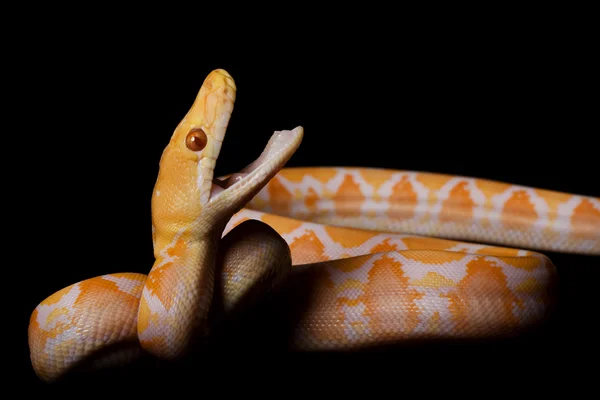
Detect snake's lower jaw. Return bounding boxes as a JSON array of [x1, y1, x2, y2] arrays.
[[209, 126, 303, 209]]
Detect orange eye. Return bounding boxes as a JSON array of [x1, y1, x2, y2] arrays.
[[186, 128, 208, 151]]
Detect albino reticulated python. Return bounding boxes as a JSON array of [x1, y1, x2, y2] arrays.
[[28, 69, 600, 383]]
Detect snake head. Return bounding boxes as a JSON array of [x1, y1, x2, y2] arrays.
[[151, 69, 303, 245]]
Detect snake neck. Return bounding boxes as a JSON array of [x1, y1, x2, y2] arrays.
[[151, 224, 223, 269], [139, 226, 223, 359]]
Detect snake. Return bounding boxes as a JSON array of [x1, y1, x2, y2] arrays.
[[28, 69, 600, 383]]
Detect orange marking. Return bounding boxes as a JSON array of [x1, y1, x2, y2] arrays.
[[335, 279, 364, 291], [349, 320, 368, 334], [356, 169, 395, 193], [501, 190, 538, 229], [443, 257, 521, 333], [247, 196, 268, 210], [362, 255, 424, 336], [28, 307, 62, 354], [334, 256, 372, 273], [167, 237, 188, 258], [412, 271, 455, 288], [402, 236, 456, 251], [476, 247, 541, 269], [280, 168, 338, 184], [370, 238, 399, 253], [230, 216, 250, 229], [501, 255, 545, 272], [137, 296, 152, 333], [261, 213, 303, 235], [571, 198, 600, 239], [74, 278, 135, 307], [305, 187, 319, 213], [439, 181, 475, 223], [403, 249, 466, 263], [429, 311, 442, 333], [536, 190, 573, 218], [334, 175, 365, 217], [30, 279, 112, 359], [516, 277, 544, 293], [28, 309, 41, 335], [46, 307, 69, 325], [267, 176, 292, 214], [311, 169, 339, 184], [338, 297, 364, 307], [476, 246, 521, 257], [33, 274, 144, 364], [110, 272, 147, 283], [28, 309, 51, 375], [415, 173, 453, 193], [144, 261, 179, 310], [365, 209, 378, 218], [388, 176, 417, 219], [472, 178, 510, 198], [541, 226, 562, 243], [40, 311, 71, 340], [289, 230, 327, 263], [325, 225, 379, 248]]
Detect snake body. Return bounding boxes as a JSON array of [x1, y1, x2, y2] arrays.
[[28, 69, 600, 382]]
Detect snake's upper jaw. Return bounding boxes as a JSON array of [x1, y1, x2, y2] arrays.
[[209, 126, 303, 210]]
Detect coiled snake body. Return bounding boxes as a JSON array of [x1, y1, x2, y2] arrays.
[[28, 69, 600, 382]]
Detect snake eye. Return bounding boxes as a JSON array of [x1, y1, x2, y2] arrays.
[[186, 128, 208, 151]]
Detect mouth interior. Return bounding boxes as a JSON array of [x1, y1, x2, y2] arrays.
[[209, 127, 301, 199]]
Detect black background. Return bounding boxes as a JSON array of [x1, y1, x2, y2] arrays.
[[13, 11, 598, 394]]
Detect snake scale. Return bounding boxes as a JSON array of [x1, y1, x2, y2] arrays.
[[28, 69, 600, 383]]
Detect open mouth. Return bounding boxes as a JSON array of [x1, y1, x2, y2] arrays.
[[209, 126, 303, 201]]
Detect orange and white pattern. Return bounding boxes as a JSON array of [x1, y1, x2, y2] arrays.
[[226, 173, 565, 348], [242, 167, 599, 254], [28, 69, 599, 383], [29, 274, 146, 378]]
